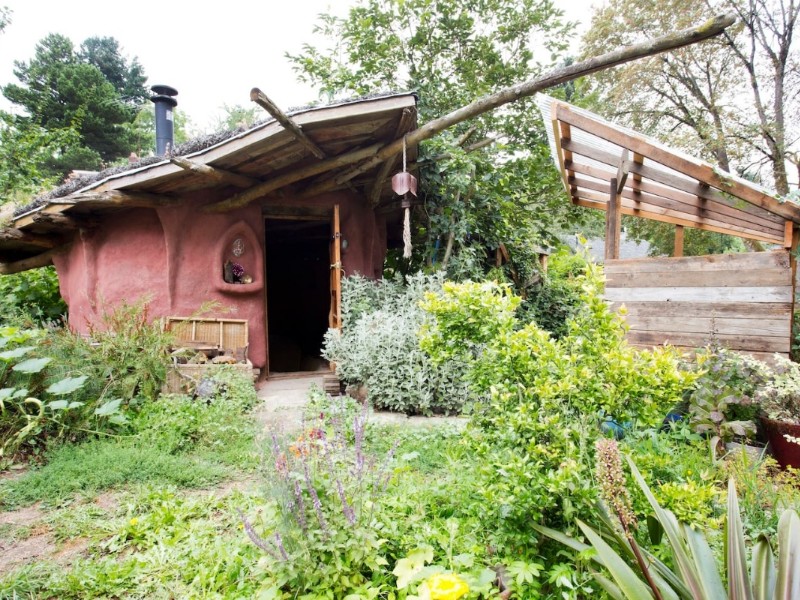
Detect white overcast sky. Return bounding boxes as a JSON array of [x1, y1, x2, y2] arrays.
[[0, 0, 595, 132]]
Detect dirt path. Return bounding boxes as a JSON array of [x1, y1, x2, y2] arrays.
[[254, 373, 467, 434]]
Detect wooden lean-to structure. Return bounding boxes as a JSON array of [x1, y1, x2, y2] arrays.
[[538, 97, 800, 360]]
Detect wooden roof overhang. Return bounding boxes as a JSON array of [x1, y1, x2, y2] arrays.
[[0, 92, 418, 270], [537, 95, 800, 247]]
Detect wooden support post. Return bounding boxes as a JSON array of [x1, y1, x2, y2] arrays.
[[785, 219, 794, 248], [674, 225, 685, 257], [250, 88, 326, 160], [790, 225, 800, 347], [605, 178, 622, 260]]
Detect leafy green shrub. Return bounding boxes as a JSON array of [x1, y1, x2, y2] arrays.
[[0, 301, 174, 462], [421, 261, 694, 542], [0, 267, 66, 326], [685, 346, 769, 454], [323, 273, 473, 415], [517, 245, 590, 338], [755, 354, 800, 424]]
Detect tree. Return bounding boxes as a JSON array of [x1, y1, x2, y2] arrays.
[[3, 33, 148, 168], [0, 6, 10, 36], [289, 0, 595, 281], [78, 36, 148, 108], [582, 0, 799, 196]]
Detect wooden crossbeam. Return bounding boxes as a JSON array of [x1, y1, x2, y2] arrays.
[[561, 140, 783, 228], [0, 227, 60, 249], [251, 88, 326, 160], [0, 244, 71, 275], [31, 213, 96, 229], [66, 190, 176, 208], [170, 157, 259, 188]]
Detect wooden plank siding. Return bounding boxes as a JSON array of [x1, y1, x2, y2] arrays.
[[605, 251, 793, 356]]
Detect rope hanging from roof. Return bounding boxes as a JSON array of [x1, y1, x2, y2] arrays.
[[392, 136, 417, 259]]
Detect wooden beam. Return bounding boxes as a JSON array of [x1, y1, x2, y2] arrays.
[[209, 13, 735, 213], [169, 156, 259, 188], [566, 160, 784, 234], [0, 244, 71, 275], [674, 225, 685, 257], [0, 227, 60, 249], [605, 178, 622, 260], [61, 190, 175, 208], [31, 213, 95, 229], [616, 149, 630, 193], [574, 196, 784, 244], [569, 174, 783, 237], [250, 88, 326, 160], [369, 107, 416, 206], [562, 140, 784, 229], [791, 226, 800, 343], [262, 205, 331, 220], [785, 220, 794, 249]]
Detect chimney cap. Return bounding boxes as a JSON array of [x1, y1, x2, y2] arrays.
[[150, 94, 178, 108], [150, 84, 178, 96]]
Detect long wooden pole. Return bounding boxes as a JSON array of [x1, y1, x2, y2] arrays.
[[251, 88, 327, 159], [207, 13, 735, 213]]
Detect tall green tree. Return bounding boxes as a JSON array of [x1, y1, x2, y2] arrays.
[[78, 36, 148, 108], [290, 0, 594, 281], [3, 33, 148, 169]]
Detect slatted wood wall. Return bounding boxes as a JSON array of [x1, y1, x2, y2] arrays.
[[605, 251, 794, 360]]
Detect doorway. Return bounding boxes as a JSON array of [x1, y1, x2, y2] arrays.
[[265, 218, 331, 374]]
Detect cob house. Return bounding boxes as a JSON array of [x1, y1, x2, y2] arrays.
[[0, 89, 419, 378], [0, 14, 766, 377]]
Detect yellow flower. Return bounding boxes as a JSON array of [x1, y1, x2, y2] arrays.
[[129, 518, 138, 526], [426, 573, 469, 600]]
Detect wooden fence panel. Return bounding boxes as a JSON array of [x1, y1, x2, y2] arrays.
[[604, 251, 793, 356]]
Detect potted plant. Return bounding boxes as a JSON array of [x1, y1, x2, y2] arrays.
[[756, 355, 800, 469], [685, 346, 768, 459]]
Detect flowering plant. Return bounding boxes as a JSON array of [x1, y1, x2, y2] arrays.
[[424, 573, 470, 600]]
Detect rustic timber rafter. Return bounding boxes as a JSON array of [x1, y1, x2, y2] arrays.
[[169, 156, 259, 188], [206, 13, 735, 213], [0, 244, 71, 275], [0, 227, 61, 248], [251, 88, 326, 160]]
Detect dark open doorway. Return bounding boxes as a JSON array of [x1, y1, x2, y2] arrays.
[[265, 218, 331, 374]]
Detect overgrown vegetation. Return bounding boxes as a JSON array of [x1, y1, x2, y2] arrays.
[[0, 267, 66, 326]]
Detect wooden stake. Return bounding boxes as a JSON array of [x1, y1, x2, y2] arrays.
[[674, 225, 685, 257], [251, 88, 326, 160], [208, 13, 735, 213], [606, 178, 622, 260]]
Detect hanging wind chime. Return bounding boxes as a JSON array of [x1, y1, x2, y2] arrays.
[[391, 136, 417, 259]]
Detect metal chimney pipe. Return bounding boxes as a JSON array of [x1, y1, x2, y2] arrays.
[[150, 84, 178, 156]]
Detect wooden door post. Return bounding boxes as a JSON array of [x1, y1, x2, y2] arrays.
[[605, 177, 622, 260]]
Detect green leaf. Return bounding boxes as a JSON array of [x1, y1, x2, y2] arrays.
[[47, 400, 69, 411], [775, 509, 800, 600], [392, 545, 433, 589], [751, 535, 775, 600], [12, 357, 52, 374], [726, 478, 753, 600], [684, 524, 726, 600], [46, 375, 88, 395], [94, 398, 123, 417], [0, 346, 34, 361], [576, 520, 654, 599]]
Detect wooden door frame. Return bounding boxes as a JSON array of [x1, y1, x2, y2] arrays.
[[262, 206, 339, 377]]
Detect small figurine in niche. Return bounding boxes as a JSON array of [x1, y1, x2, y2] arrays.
[[223, 260, 234, 283], [241, 274, 253, 284], [231, 262, 245, 283]]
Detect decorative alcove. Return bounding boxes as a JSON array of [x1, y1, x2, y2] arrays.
[[214, 220, 264, 295]]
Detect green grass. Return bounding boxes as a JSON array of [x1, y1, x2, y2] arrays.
[[0, 439, 231, 509]]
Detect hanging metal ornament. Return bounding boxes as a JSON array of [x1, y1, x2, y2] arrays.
[[391, 136, 417, 259]]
